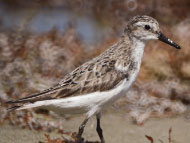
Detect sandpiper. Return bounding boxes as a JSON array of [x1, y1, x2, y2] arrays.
[[7, 15, 181, 143]]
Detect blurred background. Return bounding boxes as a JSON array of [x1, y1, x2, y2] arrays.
[[0, 0, 190, 143]]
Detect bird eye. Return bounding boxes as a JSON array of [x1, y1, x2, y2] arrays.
[[145, 25, 150, 30]]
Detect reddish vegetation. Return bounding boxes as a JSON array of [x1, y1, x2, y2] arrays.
[[0, 0, 189, 142], [145, 128, 172, 143]]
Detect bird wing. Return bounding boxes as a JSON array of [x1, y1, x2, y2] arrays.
[[6, 56, 126, 105]]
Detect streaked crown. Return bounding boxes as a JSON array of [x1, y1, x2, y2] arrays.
[[125, 15, 159, 41], [124, 15, 181, 49]]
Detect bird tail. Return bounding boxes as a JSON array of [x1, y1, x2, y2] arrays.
[[7, 105, 22, 112], [6, 99, 50, 112]]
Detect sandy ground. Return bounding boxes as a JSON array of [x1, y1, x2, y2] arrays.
[[0, 109, 190, 143]]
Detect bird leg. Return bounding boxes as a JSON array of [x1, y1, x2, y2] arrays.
[[96, 113, 105, 143], [77, 118, 89, 143]]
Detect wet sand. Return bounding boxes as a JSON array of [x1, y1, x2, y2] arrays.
[[0, 109, 190, 143]]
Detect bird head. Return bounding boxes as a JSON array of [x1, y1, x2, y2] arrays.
[[125, 15, 181, 49]]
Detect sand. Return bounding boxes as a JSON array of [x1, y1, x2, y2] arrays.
[[0, 109, 190, 143]]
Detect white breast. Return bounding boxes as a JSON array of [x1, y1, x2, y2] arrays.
[[132, 39, 145, 69]]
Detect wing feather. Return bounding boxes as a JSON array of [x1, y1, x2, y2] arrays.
[[6, 40, 130, 107]]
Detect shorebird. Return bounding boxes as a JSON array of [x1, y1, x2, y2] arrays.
[[7, 15, 181, 143]]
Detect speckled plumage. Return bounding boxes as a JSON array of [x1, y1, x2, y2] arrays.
[[7, 15, 181, 143], [7, 15, 159, 117], [9, 36, 137, 103]]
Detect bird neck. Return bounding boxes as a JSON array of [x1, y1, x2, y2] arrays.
[[113, 35, 145, 73], [122, 34, 146, 57]]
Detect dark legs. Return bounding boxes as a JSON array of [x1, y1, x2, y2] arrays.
[[77, 113, 105, 143], [77, 118, 89, 143], [96, 113, 105, 143]]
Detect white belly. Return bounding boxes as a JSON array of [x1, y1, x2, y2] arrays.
[[19, 71, 139, 118], [44, 78, 133, 117]]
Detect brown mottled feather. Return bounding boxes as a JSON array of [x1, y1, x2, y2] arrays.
[[7, 35, 135, 105]]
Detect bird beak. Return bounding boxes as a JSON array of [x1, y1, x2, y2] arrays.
[[158, 32, 181, 49]]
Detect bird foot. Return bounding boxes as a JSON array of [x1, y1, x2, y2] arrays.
[[76, 137, 84, 143]]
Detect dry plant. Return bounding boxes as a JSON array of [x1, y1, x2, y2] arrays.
[[145, 128, 173, 143], [41, 132, 100, 143], [0, 0, 189, 139]]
